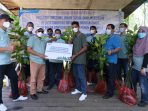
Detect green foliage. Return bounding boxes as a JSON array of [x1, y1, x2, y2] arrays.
[[87, 34, 109, 79], [9, 14, 29, 65], [61, 27, 75, 42], [125, 25, 138, 56]]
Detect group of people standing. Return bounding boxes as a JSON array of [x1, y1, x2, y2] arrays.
[[0, 13, 148, 111]]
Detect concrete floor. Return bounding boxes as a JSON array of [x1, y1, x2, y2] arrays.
[[2, 86, 148, 111]]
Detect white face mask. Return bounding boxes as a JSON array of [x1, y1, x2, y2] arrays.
[[37, 32, 43, 37], [3, 22, 10, 28], [27, 27, 33, 32], [73, 28, 79, 33], [90, 30, 96, 34], [55, 34, 61, 39], [105, 29, 112, 35], [119, 28, 125, 33]]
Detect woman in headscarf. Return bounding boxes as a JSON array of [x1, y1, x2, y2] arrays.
[[132, 26, 148, 107]]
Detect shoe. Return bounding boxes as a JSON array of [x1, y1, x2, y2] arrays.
[[138, 101, 147, 107], [13, 96, 28, 102], [37, 90, 48, 94], [71, 89, 82, 95], [79, 94, 87, 101], [47, 85, 53, 90], [30, 94, 38, 100], [103, 94, 113, 99], [0, 104, 7, 111], [87, 82, 92, 86]]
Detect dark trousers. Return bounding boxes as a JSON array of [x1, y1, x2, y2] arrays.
[[117, 58, 128, 80], [23, 64, 30, 79], [140, 72, 148, 102], [44, 60, 50, 85], [131, 69, 140, 92], [73, 64, 87, 94], [49, 62, 63, 87], [0, 63, 19, 103], [132, 69, 148, 102], [106, 63, 116, 96]]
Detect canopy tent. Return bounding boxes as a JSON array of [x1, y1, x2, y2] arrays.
[[0, 0, 147, 18]]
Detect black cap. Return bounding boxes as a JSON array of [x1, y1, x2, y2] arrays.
[[0, 14, 13, 22]]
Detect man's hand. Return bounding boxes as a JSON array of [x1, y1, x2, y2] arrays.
[[108, 50, 112, 55], [38, 54, 47, 59], [71, 54, 77, 61], [141, 68, 146, 76], [7, 45, 15, 52]]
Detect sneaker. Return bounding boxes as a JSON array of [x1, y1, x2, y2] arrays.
[[71, 89, 82, 95], [0, 104, 7, 111], [138, 101, 147, 107], [47, 85, 53, 90], [37, 90, 48, 94], [13, 96, 28, 102], [30, 94, 38, 100], [79, 94, 87, 101], [103, 94, 113, 99], [87, 82, 92, 86]]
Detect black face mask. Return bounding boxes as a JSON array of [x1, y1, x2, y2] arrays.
[[48, 32, 53, 36]]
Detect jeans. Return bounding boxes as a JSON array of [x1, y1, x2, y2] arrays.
[[140, 73, 148, 102], [117, 58, 128, 80], [73, 64, 87, 94], [132, 69, 148, 102], [49, 62, 63, 87], [0, 63, 19, 103], [131, 69, 140, 92], [106, 63, 116, 96]]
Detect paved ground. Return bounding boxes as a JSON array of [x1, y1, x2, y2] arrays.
[[2, 86, 148, 111]]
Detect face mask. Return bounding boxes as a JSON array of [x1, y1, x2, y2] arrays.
[[55, 34, 61, 39], [37, 32, 43, 37], [119, 28, 125, 33], [73, 28, 78, 33], [105, 29, 111, 35], [138, 33, 146, 39], [90, 30, 96, 34], [3, 22, 10, 28], [27, 27, 33, 32], [48, 32, 53, 36]]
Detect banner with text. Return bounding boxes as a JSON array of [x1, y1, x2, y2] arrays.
[[19, 10, 124, 34]]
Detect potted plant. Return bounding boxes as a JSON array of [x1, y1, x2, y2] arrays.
[[87, 34, 109, 94], [9, 15, 29, 96]]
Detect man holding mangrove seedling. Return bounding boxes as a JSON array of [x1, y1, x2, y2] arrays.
[[117, 23, 128, 81], [103, 24, 121, 99], [0, 14, 28, 111], [70, 21, 88, 101]]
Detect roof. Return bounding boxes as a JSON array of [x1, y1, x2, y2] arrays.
[[0, 0, 147, 18]]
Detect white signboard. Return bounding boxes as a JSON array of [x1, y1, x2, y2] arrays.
[[19, 10, 124, 34], [45, 43, 73, 61]]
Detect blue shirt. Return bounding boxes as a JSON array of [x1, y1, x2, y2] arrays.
[[118, 34, 128, 59], [0, 28, 11, 65], [104, 34, 121, 64], [24, 31, 34, 39], [27, 36, 50, 64]]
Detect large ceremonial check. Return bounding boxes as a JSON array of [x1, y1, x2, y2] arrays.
[[45, 43, 73, 61]]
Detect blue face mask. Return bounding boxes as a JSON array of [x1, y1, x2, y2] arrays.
[[138, 33, 146, 39]]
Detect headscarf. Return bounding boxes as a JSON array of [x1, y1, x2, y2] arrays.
[[133, 26, 148, 56]]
